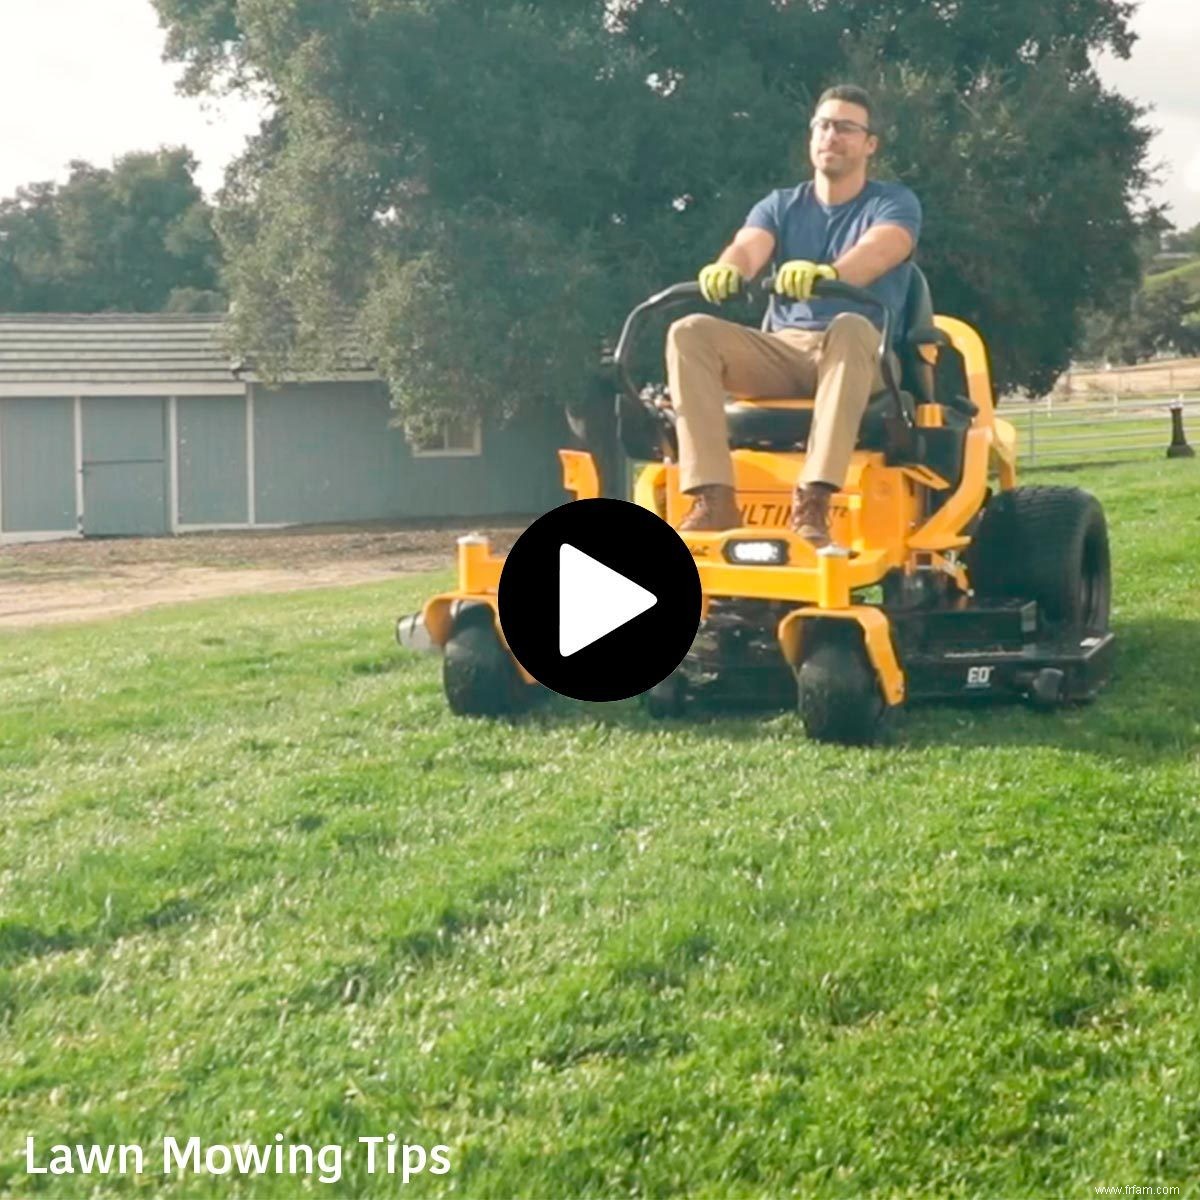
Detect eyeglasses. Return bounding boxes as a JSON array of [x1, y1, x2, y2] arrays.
[[809, 117, 872, 137]]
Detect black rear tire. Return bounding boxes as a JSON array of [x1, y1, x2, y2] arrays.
[[444, 620, 533, 717], [796, 625, 884, 745], [966, 485, 1111, 633]]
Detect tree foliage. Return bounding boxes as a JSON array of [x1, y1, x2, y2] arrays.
[[0, 148, 222, 313], [1081, 279, 1200, 364], [153, 0, 1156, 414], [1162, 221, 1200, 256]]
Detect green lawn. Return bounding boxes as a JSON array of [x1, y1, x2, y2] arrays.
[[2, 460, 1199, 1198]]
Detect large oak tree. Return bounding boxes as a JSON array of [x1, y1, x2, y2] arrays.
[[153, 0, 1157, 418]]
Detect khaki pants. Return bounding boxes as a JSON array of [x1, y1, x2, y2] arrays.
[[666, 311, 884, 492]]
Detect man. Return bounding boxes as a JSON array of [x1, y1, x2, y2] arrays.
[[668, 84, 922, 545]]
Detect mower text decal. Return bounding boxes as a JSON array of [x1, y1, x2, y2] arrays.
[[738, 502, 851, 528], [966, 666, 994, 688], [739, 503, 790, 527]]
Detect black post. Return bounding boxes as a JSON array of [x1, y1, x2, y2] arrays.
[[1167, 400, 1195, 459]]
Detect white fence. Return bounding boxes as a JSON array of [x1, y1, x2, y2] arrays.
[[997, 394, 1200, 466]]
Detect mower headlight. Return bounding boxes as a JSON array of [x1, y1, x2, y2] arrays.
[[724, 538, 789, 565]]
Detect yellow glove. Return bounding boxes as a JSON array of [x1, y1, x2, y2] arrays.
[[698, 262, 743, 304], [774, 260, 838, 301]]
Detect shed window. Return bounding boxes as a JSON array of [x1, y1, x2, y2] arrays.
[[408, 416, 482, 457]]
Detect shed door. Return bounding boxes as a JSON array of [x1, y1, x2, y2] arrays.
[[81, 397, 168, 536]]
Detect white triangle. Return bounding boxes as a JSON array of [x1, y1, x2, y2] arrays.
[[558, 543, 657, 657]]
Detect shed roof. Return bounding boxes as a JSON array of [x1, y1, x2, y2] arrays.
[[0, 313, 376, 397]]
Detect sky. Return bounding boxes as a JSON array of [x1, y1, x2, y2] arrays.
[[0, 0, 264, 200], [1093, 0, 1200, 229], [0, 0, 1197, 229]]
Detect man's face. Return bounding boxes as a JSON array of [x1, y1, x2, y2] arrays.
[[808, 99, 877, 179]]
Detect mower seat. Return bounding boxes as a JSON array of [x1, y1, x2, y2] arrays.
[[723, 384, 969, 491], [724, 392, 895, 452]]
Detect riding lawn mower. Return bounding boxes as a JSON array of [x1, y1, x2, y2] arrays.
[[398, 270, 1114, 743]]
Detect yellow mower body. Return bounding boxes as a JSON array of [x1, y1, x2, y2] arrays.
[[405, 275, 1111, 741], [422, 313, 1014, 706]]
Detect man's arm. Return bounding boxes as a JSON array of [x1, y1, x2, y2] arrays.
[[832, 224, 914, 287], [716, 226, 776, 281]]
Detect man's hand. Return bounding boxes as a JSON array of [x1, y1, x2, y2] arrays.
[[774, 260, 838, 301], [698, 262, 743, 304]]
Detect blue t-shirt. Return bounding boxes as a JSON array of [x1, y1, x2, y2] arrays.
[[744, 179, 922, 339]]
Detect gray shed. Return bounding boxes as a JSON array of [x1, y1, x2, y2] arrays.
[[0, 314, 567, 542]]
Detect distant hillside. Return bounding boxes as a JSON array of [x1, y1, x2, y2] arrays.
[[1146, 257, 1200, 293], [1061, 356, 1200, 396]]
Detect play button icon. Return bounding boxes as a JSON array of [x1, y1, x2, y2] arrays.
[[558, 544, 657, 657], [498, 499, 702, 702]]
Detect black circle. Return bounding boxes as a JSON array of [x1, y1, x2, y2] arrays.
[[498, 499, 702, 703]]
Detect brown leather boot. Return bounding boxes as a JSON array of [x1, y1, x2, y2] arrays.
[[679, 485, 741, 532], [790, 484, 832, 547]]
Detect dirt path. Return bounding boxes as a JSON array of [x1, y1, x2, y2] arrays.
[[0, 522, 525, 629]]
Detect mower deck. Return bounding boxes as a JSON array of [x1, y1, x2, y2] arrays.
[[901, 624, 1115, 704], [665, 595, 1114, 714]]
